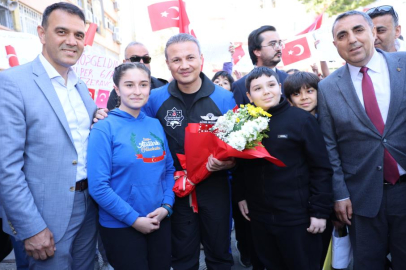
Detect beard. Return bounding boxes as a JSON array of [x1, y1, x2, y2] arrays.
[[260, 52, 281, 68]]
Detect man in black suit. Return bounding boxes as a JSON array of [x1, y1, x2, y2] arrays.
[[232, 25, 288, 106], [107, 41, 167, 110]]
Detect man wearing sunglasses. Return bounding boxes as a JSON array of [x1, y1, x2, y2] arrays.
[[107, 41, 168, 110], [367, 5, 405, 53]]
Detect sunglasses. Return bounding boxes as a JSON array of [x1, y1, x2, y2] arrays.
[[366, 5, 397, 19], [127, 55, 152, 64]]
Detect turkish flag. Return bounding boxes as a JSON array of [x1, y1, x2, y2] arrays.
[[233, 43, 245, 65], [84, 23, 98, 46], [5, 45, 19, 67], [88, 88, 95, 100], [148, 1, 190, 32], [281, 37, 311, 66], [296, 13, 323, 35], [95, 90, 110, 108]]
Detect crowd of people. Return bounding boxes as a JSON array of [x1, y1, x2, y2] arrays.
[[0, 2, 406, 270]]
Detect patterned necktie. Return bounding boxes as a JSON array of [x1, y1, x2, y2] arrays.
[[360, 67, 399, 184]]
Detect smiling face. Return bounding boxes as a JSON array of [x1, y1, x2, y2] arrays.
[[166, 41, 202, 92], [37, 9, 85, 76], [246, 75, 281, 111], [289, 86, 318, 115], [333, 14, 376, 67], [213, 76, 231, 91], [115, 68, 150, 118], [372, 14, 401, 52]]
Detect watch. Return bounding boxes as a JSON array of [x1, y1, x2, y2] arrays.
[[161, 204, 173, 218]]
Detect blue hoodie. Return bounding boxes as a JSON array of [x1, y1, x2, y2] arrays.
[[88, 109, 175, 228]]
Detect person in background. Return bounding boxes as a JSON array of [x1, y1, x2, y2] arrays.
[[212, 71, 234, 91], [232, 25, 289, 106], [233, 66, 333, 270], [366, 5, 406, 52], [107, 41, 168, 111], [286, 69, 300, 75], [284, 71, 319, 116]]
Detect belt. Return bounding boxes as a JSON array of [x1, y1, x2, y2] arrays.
[[384, 174, 406, 185], [75, 179, 88, 191]]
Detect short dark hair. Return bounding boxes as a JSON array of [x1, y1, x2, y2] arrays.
[[332, 10, 374, 37], [248, 25, 277, 65], [211, 71, 234, 85], [42, 2, 85, 28], [367, 5, 399, 26], [113, 62, 151, 87], [286, 69, 300, 75], [283, 72, 320, 102], [245, 66, 279, 93]]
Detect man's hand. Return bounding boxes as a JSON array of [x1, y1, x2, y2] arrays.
[[147, 207, 168, 222], [334, 199, 352, 225], [132, 217, 160, 234], [238, 200, 250, 221], [233, 70, 242, 80], [206, 155, 235, 172], [92, 108, 109, 124], [24, 228, 55, 260], [307, 217, 326, 234]]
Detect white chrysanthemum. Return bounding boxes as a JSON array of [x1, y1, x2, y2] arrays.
[[226, 131, 247, 151]]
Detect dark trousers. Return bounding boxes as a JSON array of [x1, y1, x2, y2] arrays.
[[349, 182, 406, 270], [250, 219, 322, 270], [99, 218, 171, 270], [171, 176, 233, 270], [232, 202, 264, 269], [0, 219, 12, 262]]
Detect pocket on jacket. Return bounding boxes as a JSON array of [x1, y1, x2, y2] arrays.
[[27, 181, 45, 215], [126, 183, 163, 216], [341, 162, 357, 175]]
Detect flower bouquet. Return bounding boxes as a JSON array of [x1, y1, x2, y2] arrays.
[[173, 105, 285, 212]]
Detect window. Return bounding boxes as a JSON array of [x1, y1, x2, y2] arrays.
[[19, 3, 42, 36], [0, 1, 14, 29]]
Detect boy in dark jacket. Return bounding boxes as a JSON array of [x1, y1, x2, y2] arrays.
[[233, 67, 333, 270]]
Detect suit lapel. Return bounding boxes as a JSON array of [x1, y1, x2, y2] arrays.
[[382, 52, 405, 136], [336, 65, 380, 135], [32, 57, 75, 146], [76, 81, 94, 123]]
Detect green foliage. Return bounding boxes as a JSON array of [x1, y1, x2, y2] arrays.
[[298, 0, 376, 16]]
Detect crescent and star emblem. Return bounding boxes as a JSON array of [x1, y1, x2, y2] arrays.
[[161, 6, 179, 20], [288, 45, 305, 56]]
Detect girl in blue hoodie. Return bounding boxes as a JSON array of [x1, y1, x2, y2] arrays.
[[88, 62, 175, 270]]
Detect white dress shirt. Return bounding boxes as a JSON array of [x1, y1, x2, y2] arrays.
[[39, 54, 90, 181], [347, 50, 405, 176]]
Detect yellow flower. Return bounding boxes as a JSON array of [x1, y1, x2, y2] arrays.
[[236, 118, 240, 123], [240, 104, 245, 108]]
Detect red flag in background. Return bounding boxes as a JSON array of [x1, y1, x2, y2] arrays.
[[233, 43, 245, 65], [84, 23, 98, 46], [88, 88, 96, 100], [148, 1, 190, 32], [5, 45, 19, 67], [178, 0, 189, 33], [281, 37, 311, 66], [296, 13, 323, 35], [95, 90, 110, 108]]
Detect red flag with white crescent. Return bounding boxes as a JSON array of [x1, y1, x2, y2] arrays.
[[233, 43, 245, 65], [147, 1, 189, 32], [5, 45, 20, 67], [95, 90, 110, 108], [281, 37, 311, 66], [296, 13, 323, 36]]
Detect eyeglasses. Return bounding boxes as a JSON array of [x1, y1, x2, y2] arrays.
[[126, 55, 152, 64], [366, 5, 398, 19], [261, 41, 285, 50]]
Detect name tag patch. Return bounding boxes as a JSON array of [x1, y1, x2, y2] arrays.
[[278, 134, 288, 139]]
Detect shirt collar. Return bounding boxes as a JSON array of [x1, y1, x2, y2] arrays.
[[39, 54, 79, 86], [347, 49, 383, 80]]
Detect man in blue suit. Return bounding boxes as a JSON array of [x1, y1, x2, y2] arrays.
[[318, 10, 406, 270], [0, 3, 97, 269], [232, 25, 288, 106]]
